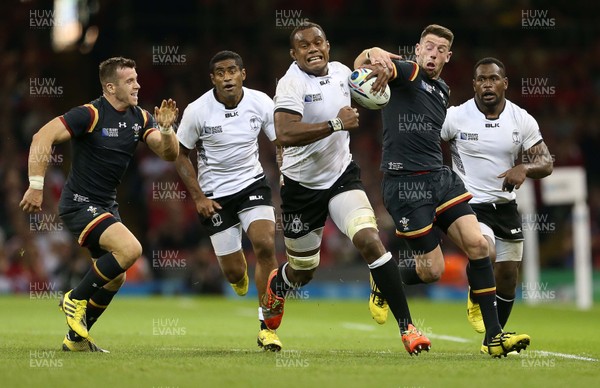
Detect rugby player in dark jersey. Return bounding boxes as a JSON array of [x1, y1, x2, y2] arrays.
[[354, 25, 530, 357], [20, 57, 178, 352]]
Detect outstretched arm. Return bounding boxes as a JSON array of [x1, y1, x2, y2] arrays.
[[20, 117, 72, 213], [146, 99, 179, 161]]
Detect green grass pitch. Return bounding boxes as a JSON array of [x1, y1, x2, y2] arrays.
[[1, 295, 598, 387]]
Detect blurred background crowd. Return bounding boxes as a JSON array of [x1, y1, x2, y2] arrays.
[[1, 0, 599, 296]]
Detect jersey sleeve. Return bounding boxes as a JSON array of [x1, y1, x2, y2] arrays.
[[274, 75, 305, 117], [440, 106, 458, 141], [139, 108, 158, 143], [389, 60, 420, 85], [177, 104, 202, 150], [59, 104, 98, 138], [519, 109, 543, 151], [259, 94, 277, 141]]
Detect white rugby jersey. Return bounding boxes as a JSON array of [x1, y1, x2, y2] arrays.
[[441, 98, 542, 204], [274, 61, 352, 189], [177, 87, 276, 198]]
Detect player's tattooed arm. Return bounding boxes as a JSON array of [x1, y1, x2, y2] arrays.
[[498, 140, 553, 192]]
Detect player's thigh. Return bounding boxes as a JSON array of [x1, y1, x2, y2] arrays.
[[240, 206, 276, 252], [98, 222, 142, 260], [209, 224, 243, 257], [446, 213, 488, 259], [328, 189, 378, 241]]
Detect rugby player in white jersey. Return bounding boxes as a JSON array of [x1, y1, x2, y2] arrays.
[[262, 22, 430, 356], [441, 57, 553, 353], [175, 51, 281, 351]]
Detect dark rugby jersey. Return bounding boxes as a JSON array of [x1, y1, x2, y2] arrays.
[[380, 60, 450, 173], [59, 96, 157, 206]]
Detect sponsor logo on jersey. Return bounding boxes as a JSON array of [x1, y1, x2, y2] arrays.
[[225, 111, 239, 118], [304, 93, 323, 103], [319, 79, 330, 85], [485, 123, 499, 128], [203, 125, 223, 134], [249, 195, 264, 201], [118, 122, 127, 128], [459, 132, 479, 141], [101, 128, 119, 137]]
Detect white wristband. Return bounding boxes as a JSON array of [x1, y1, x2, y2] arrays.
[[158, 124, 173, 134], [29, 175, 44, 190], [328, 117, 344, 132]]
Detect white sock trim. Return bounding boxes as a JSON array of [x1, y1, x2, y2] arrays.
[[258, 306, 264, 321], [496, 294, 515, 303], [281, 262, 294, 288], [368, 252, 392, 269]]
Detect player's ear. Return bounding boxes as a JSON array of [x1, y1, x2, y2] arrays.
[[445, 51, 452, 63], [105, 82, 115, 95], [503, 77, 508, 90], [241, 68, 246, 81], [290, 48, 296, 61], [209, 73, 216, 86]]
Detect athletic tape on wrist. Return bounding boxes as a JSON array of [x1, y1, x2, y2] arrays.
[[328, 117, 344, 132], [29, 175, 44, 190]]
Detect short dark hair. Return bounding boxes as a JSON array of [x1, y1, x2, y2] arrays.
[[474, 57, 506, 77], [420, 24, 454, 48], [209, 50, 244, 73], [99, 57, 136, 89], [289, 21, 327, 49]]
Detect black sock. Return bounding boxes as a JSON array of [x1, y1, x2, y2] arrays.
[[68, 287, 119, 341], [398, 258, 426, 285], [496, 292, 515, 329], [71, 253, 125, 301], [260, 320, 268, 330], [370, 254, 412, 332], [466, 258, 502, 342], [270, 263, 294, 298]]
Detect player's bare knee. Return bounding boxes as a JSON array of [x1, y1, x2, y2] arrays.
[[115, 238, 143, 268], [417, 263, 444, 283], [465, 235, 489, 259], [352, 228, 385, 261], [252, 236, 276, 262]]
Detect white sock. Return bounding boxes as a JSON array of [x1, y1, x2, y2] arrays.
[[367, 252, 392, 269]]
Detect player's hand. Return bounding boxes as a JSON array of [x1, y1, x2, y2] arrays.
[[498, 164, 527, 192], [337, 106, 359, 130], [19, 188, 43, 213], [195, 197, 222, 219], [364, 47, 399, 94], [154, 99, 179, 130]]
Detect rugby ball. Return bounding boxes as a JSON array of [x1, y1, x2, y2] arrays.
[[348, 68, 391, 110]]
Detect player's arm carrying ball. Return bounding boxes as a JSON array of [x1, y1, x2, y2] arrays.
[[20, 118, 72, 213], [145, 98, 179, 161]]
